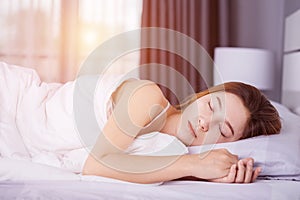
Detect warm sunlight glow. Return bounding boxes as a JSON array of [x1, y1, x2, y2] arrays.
[[81, 29, 99, 49], [0, 0, 142, 82]]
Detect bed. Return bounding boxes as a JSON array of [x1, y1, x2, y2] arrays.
[[0, 99, 299, 199], [0, 179, 299, 200], [1, 11, 300, 200]]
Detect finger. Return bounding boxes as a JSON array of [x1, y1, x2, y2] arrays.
[[235, 160, 245, 183], [241, 157, 253, 162], [251, 167, 262, 182], [239, 157, 254, 166], [244, 160, 254, 183], [226, 164, 237, 183]]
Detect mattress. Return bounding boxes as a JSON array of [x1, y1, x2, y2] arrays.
[[0, 179, 299, 200]]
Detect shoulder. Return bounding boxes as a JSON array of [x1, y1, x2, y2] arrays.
[[114, 79, 167, 107], [127, 79, 167, 107], [113, 79, 168, 127]]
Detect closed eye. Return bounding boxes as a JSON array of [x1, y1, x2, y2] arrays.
[[219, 124, 227, 137], [208, 101, 213, 111]]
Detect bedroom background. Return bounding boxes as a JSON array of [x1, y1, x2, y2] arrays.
[[0, 1, 300, 198], [0, 0, 299, 105]]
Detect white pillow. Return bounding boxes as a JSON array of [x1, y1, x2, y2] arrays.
[[188, 101, 300, 180]]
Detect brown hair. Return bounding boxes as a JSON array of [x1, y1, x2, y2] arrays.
[[177, 82, 281, 139]]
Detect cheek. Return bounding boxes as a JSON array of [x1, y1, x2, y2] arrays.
[[216, 137, 226, 144], [190, 130, 219, 146]]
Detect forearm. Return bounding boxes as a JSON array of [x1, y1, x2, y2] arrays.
[[82, 153, 194, 184]]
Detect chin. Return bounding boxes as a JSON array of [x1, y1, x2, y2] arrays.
[[175, 135, 191, 146], [185, 138, 201, 146]]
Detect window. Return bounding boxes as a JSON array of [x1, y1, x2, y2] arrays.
[[0, 0, 142, 82]]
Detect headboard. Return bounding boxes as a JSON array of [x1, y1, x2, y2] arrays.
[[282, 9, 300, 115]]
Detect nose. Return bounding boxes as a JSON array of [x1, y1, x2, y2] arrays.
[[197, 118, 209, 132]]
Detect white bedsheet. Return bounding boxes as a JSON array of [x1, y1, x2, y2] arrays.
[[0, 179, 299, 200], [1, 157, 299, 199]]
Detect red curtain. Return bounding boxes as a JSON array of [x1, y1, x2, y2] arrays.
[[140, 0, 224, 105]]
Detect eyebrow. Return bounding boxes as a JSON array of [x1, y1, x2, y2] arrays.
[[216, 96, 235, 136]]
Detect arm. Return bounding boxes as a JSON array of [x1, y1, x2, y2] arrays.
[[83, 149, 238, 184], [83, 153, 192, 184]]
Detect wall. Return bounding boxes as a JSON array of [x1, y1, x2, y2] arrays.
[[228, 0, 285, 101], [285, 0, 300, 17]]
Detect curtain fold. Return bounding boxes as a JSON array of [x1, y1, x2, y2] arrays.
[[140, 0, 227, 105]]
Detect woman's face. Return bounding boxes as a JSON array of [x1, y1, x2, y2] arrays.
[[176, 92, 249, 146]]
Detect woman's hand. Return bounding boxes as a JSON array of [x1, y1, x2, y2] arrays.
[[208, 157, 261, 183], [190, 148, 239, 180]]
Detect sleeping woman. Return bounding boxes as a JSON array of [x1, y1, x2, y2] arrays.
[[81, 74, 281, 184], [0, 62, 281, 184]]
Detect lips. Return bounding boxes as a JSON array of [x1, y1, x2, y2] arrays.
[[188, 120, 197, 138]]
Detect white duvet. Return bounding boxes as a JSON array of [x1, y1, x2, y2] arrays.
[[0, 62, 186, 185], [0, 62, 91, 172], [0, 62, 299, 185]]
